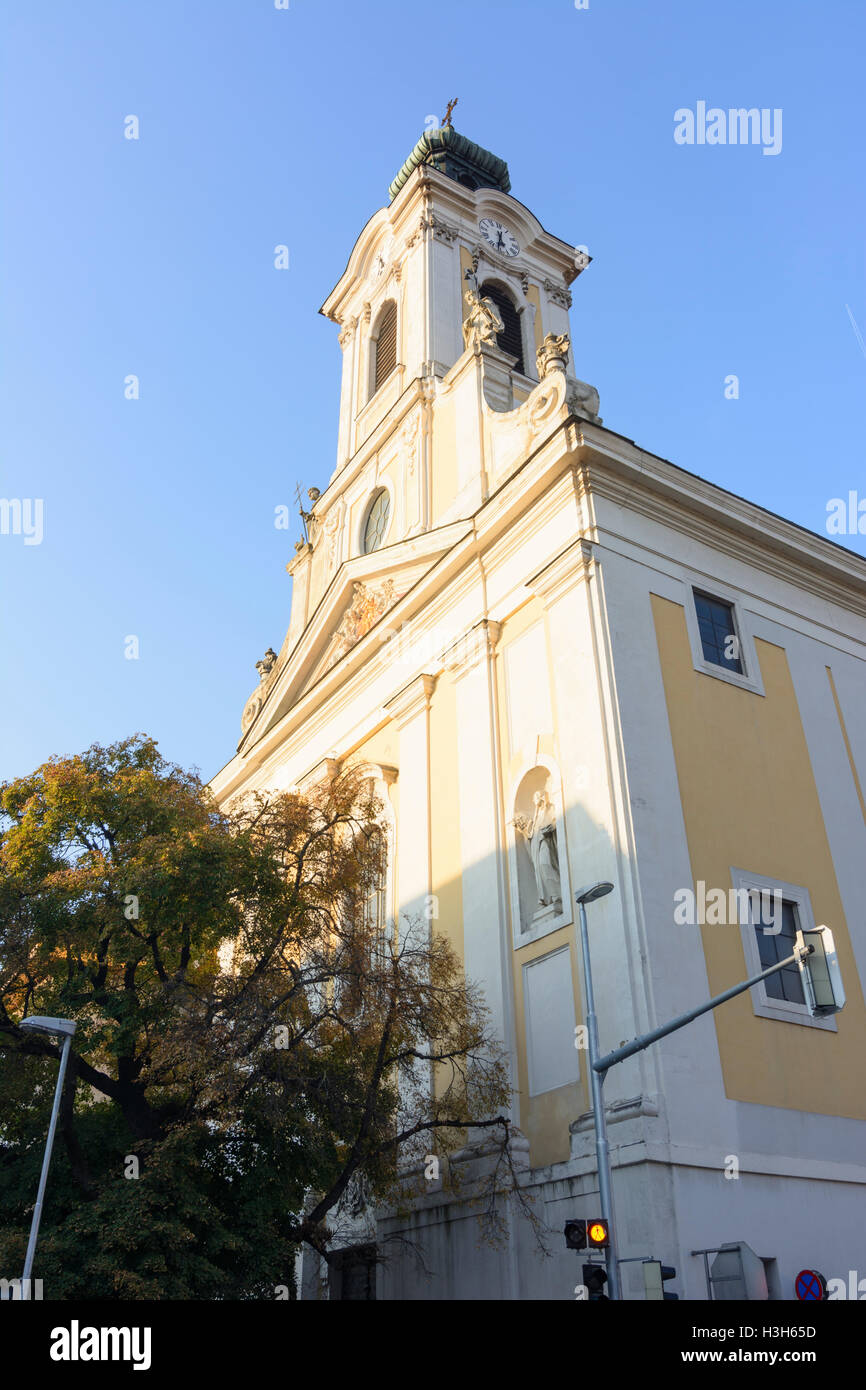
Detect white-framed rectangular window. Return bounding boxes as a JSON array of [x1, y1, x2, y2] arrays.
[[730, 867, 837, 1031], [681, 575, 764, 696]]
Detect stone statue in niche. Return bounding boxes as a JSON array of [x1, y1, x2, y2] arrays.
[[514, 789, 561, 909], [462, 287, 503, 350]]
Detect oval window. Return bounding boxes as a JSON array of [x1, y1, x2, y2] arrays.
[[363, 489, 390, 554]]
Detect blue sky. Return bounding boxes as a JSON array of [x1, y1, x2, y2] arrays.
[[2, 0, 864, 785]]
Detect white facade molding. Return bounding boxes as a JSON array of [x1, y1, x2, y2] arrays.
[[681, 569, 766, 696], [526, 535, 595, 607], [441, 618, 501, 680], [384, 671, 436, 729]]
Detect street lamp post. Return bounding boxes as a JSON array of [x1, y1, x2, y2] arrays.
[[18, 1015, 77, 1299], [574, 882, 620, 1301]]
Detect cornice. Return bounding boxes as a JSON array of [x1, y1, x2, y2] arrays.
[[217, 401, 866, 800], [578, 428, 866, 618], [527, 538, 596, 605], [442, 618, 501, 679], [240, 523, 471, 748], [384, 672, 437, 727], [235, 523, 478, 765]]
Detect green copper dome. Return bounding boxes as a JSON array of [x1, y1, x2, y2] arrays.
[[388, 126, 511, 203]]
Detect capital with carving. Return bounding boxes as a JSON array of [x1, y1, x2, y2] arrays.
[[536, 332, 571, 378]]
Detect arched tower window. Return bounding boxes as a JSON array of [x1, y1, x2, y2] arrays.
[[479, 282, 525, 375], [372, 300, 397, 394]]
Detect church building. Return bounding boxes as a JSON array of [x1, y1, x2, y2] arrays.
[[211, 123, 866, 1300]]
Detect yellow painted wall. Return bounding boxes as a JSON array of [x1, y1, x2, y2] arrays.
[[652, 595, 866, 1117]]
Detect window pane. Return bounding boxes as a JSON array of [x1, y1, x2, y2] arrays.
[[694, 592, 743, 673], [752, 895, 805, 1005], [363, 490, 390, 554]]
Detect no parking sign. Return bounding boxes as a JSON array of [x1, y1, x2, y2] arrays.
[[795, 1269, 827, 1301]]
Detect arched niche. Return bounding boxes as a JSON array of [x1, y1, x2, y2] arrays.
[[506, 755, 571, 947]]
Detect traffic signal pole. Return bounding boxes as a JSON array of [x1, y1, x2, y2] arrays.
[[577, 895, 622, 1300], [576, 884, 816, 1302], [593, 944, 814, 1078]]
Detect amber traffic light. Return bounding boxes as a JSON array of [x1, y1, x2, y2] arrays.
[[587, 1219, 609, 1248], [564, 1218, 609, 1251]]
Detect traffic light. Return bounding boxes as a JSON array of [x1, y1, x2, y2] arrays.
[[564, 1218, 609, 1251], [583, 1264, 609, 1300], [564, 1220, 587, 1250], [644, 1261, 679, 1300], [587, 1219, 610, 1249]]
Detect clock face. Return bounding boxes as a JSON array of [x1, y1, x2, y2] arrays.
[[478, 217, 519, 257]]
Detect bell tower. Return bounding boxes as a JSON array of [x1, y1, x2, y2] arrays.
[[275, 123, 601, 686], [319, 121, 596, 470]]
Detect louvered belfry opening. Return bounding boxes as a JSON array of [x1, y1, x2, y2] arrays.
[[480, 282, 525, 375], [373, 300, 397, 393]]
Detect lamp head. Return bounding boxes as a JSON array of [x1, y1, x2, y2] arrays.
[[575, 882, 614, 905], [19, 1016, 77, 1039]]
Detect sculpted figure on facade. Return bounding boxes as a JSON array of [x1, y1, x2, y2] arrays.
[[328, 579, 398, 668], [255, 647, 277, 680], [462, 288, 504, 350], [514, 788, 562, 908]]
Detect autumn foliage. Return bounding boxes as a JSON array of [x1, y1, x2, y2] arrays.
[[0, 736, 513, 1298]]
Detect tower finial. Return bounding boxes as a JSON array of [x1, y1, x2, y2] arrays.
[[441, 96, 458, 128]]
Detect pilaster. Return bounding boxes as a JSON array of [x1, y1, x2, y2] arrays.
[[384, 673, 437, 930]]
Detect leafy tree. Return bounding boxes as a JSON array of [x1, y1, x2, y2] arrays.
[[0, 735, 518, 1299]]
